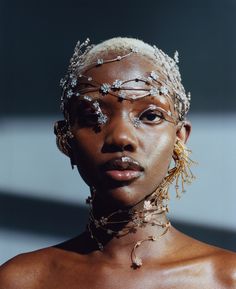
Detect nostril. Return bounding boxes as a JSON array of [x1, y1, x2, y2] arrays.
[[102, 124, 138, 153], [101, 143, 135, 153], [123, 144, 134, 152], [102, 143, 121, 153]]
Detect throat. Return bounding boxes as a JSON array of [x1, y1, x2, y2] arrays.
[[86, 190, 171, 268]]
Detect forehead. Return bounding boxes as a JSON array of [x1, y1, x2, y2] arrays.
[[77, 53, 174, 107], [82, 53, 166, 86]]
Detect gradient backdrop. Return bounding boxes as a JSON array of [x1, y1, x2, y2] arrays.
[[0, 0, 236, 264]]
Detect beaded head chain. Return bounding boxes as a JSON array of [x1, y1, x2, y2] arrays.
[[59, 37, 191, 127]]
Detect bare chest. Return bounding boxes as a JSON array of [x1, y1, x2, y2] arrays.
[[39, 262, 222, 289]]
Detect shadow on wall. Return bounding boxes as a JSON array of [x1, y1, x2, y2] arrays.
[[0, 190, 235, 251]]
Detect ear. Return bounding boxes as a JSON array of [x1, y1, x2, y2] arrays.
[[54, 120, 74, 158], [176, 120, 191, 144]]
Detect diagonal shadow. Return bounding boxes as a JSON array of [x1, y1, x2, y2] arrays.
[[0, 190, 89, 237], [0, 190, 235, 251]]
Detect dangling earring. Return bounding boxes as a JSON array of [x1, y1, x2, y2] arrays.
[[54, 120, 75, 169], [169, 138, 196, 198], [158, 138, 196, 201]]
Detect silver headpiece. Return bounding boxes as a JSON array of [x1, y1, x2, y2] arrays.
[[59, 38, 191, 122]]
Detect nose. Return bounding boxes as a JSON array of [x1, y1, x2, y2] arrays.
[[102, 117, 138, 153]]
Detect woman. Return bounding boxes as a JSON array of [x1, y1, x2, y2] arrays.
[[0, 37, 235, 288]]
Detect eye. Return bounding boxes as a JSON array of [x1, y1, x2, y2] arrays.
[[76, 100, 108, 127], [75, 103, 99, 126], [139, 108, 164, 124], [78, 109, 101, 126]]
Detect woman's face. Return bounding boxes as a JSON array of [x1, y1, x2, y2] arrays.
[[69, 53, 180, 208]]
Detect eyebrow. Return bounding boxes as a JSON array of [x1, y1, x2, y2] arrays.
[[138, 94, 166, 103], [74, 94, 177, 124], [77, 93, 170, 105], [80, 94, 174, 119], [130, 95, 171, 109], [75, 94, 174, 118]]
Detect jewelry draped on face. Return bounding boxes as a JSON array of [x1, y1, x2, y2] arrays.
[[71, 96, 177, 131], [62, 73, 178, 126], [59, 39, 191, 122], [57, 38, 191, 140]]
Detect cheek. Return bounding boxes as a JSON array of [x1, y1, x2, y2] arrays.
[[143, 127, 176, 180], [72, 124, 176, 191], [72, 128, 101, 156], [152, 133, 174, 161], [71, 130, 103, 183]]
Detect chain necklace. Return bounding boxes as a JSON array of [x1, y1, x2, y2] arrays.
[[86, 187, 171, 268]]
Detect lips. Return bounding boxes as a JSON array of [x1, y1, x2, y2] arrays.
[[102, 156, 144, 182]]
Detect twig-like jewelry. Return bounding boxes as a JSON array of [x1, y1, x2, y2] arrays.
[[54, 120, 74, 167], [167, 138, 196, 198], [86, 185, 171, 268], [131, 225, 170, 268]]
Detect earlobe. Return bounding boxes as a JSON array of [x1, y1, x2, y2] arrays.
[[176, 120, 191, 144]]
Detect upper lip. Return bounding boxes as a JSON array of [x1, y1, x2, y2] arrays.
[[101, 156, 144, 172]]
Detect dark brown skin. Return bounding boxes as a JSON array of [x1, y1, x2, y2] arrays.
[[0, 53, 235, 289]]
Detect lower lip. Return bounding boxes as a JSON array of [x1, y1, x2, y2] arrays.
[[105, 170, 142, 181]]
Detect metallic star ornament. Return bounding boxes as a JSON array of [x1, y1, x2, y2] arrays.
[[59, 38, 191, 122]]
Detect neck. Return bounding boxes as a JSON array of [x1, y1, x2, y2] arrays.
[[86, 189, 171, 268]]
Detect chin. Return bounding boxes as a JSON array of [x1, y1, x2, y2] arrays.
[[96, 182, 147, 209]]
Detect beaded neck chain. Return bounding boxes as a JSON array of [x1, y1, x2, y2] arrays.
[[86, 187, 171, 268]]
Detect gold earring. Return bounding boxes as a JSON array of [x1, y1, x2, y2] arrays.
[[158, 138, 196, 201], [170, 138, 196, 198], [54, 121, 75, 168]]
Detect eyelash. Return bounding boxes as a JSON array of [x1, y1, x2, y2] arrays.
[[79, 110, 99, 125], [75, 104, 99, 126], [138, 108, 164, 124], [76, 103, 165, 126]]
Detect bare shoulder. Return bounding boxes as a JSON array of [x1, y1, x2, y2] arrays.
[[0, 248, 58, 289], [211, 246, 236, 288], [172, 227, 236, 288]]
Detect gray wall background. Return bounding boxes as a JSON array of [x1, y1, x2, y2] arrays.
[[1, 0, 236, 116], [0, 0, 236, 264]]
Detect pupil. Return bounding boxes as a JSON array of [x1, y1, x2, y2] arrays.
[[147, 113, 156, 121]]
